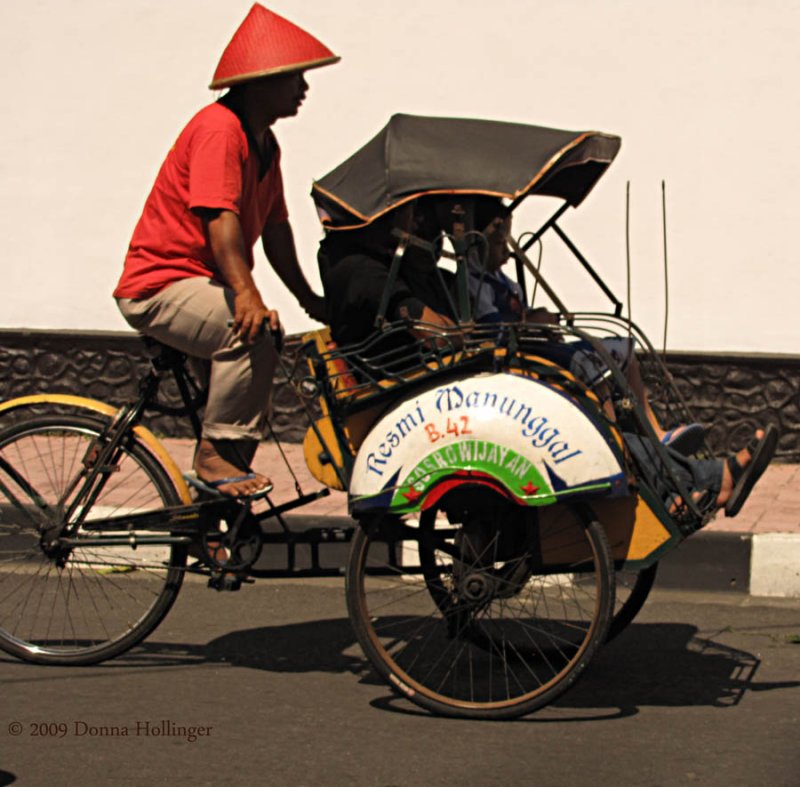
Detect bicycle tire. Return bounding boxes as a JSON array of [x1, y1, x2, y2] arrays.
[[607, 562, 658, 642], [345, 492, 614, 720], [0, 414, 187, 665]]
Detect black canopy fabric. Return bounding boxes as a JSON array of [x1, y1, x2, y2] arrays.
[[312, 114, 621, 229]]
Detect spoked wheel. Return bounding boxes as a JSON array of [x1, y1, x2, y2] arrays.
[[345, 488, 615, 720], [607, 562, 658, 642], [0, 415, 187, 665]]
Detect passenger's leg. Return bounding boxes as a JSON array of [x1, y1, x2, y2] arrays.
[[625, 429, 769, 512], [597, 337, 706, 449], [623, 353, 667, 440]]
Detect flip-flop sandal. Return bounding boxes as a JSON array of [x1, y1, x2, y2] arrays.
[[661, 423, 705, 455], [184, 471, 273, 500], [724, 424, 779, 517]]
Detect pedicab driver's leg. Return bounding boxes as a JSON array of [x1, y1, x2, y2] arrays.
[[118, 277, 275, 497]]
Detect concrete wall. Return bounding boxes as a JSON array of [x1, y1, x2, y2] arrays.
[[1, 0, 797, 353], [3, 328, 799, 458]]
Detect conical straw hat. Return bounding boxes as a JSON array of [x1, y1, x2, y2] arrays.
[[210, 4, 339, 90]]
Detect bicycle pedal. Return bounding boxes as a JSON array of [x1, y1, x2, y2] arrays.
[[207, 573, 251, 592]]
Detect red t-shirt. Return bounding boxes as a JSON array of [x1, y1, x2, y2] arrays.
[[114, 102, 289, 299]]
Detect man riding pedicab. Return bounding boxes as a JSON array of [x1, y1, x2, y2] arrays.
[[114, 3, 338, 499]]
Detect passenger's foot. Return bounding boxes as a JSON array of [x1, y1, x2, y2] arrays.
[[667, 490, 707, 515], [716, 432, 760, 506], [193, 439, 271, 498], [661, 423, 705, 455], [665, 427, 777, 517], [719, 426, 778, 517]]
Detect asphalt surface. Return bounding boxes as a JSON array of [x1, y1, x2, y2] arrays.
[[1, 580, 798, 786]]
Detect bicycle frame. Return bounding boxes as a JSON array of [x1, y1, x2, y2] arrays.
[[0, 342, 447, 580]]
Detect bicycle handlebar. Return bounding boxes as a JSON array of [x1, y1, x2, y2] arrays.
[[226, 319, 284, 353]]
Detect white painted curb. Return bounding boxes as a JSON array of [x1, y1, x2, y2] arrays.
[[749, 533, 800, 598]]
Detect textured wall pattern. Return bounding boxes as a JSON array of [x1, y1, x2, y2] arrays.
[[645, 352, 800, 460], [1, 331, 798, 459], [0, 331, 313, 443]]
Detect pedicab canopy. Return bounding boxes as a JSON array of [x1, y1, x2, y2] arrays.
[[312, 114, 621, 230]]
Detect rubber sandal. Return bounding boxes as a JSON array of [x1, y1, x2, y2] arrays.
[[661, 423, 705, 455], [184, 471, 273, 500], [724, 424, 779, 517]]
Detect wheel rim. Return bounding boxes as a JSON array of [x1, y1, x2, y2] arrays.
[[349, 493, 612, 715], [0, 418, 184, 660]]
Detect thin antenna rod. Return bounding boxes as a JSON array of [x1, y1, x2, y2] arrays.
[[625, 181, 631, 324], [661, 180, 669, 355]]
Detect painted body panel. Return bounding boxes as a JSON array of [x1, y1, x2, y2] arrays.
[[350, 372, 627, 512]]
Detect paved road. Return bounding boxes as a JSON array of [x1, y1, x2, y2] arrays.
[[2, 582, 798, 786]]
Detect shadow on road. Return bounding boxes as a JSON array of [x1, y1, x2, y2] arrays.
[[119, 617, 800, 721], [561, 622, 764, 710], [131, 617, 373, 679]]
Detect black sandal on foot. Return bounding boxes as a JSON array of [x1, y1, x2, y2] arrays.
[[724, 424, 779, 517]]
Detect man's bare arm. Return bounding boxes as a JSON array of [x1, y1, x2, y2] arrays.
[[204, 209, 279, 343], [261, 221, 325, 323]]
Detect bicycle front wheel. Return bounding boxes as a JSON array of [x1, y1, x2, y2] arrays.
[[346, 491, 614, 720], [0, 414, 187, 665]]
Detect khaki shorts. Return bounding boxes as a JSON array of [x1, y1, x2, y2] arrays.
[[117, 277, 277, 441]]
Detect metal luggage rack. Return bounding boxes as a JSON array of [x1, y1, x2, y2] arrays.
[[301, 321, 497, 407], [303, 316, 697, 425], [300, 319, 617, 411]]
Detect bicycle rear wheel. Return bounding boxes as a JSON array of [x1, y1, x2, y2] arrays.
[[0, 414, 186, 665], [346, 490, 614, 720]]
